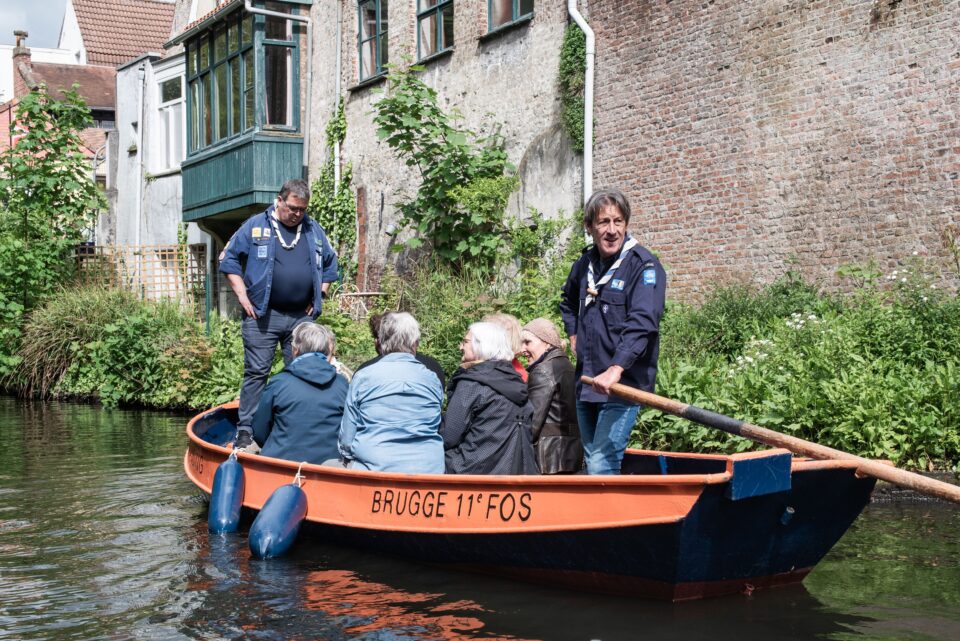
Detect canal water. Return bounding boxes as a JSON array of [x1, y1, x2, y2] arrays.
[[0, 398, 957, 641]]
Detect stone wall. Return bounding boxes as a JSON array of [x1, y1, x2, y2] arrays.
[[309, 0, 582, 290], [588, 0, 960, 300]]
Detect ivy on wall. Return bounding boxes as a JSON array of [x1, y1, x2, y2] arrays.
[[559, 23, 587, 152], [309, 99, 358, 284]]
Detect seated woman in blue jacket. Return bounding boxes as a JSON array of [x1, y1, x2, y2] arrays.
[[251, 323, 348, 463], [337, 312, 444, 473]]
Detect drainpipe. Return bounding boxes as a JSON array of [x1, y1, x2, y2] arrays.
[[333, 0, 342, 187], [244, 0, 312, 178], [567, 0, 594, 205], [90, 142, 107, 242], [136, 63, 146, 248]]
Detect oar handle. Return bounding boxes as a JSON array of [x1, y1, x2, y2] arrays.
[[582, 376, 960, 505]]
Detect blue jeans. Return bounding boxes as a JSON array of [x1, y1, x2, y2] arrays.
[[576, 400, 640, 475], [237, 309, 311, 433]]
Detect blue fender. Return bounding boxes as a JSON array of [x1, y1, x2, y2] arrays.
[[248, 483, 308, 559], [208, 455, 245, 533]]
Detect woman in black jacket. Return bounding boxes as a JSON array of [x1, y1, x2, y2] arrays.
[[442, 322, 540, 475], [521, 318, 584, 474]]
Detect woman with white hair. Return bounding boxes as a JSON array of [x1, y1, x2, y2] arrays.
[[338, 312, 444, 473], [441, 322, 539, 475]]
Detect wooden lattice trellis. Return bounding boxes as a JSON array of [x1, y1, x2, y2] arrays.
[[74, 244, 208, 316]]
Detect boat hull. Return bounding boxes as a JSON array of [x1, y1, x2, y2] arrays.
[[185, 403, 875, 601]]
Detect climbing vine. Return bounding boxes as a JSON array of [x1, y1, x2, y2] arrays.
[[309, 99, 357, 284], [559, 24, 587, 152]]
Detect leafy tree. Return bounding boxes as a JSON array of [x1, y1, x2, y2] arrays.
[[0, 85, 105, 373], [372, 65, 517, 269]]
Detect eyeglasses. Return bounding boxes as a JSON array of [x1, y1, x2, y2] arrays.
[[281, 199, 308, 214]]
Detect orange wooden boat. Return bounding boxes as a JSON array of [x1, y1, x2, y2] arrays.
[[185, 402, 876, 601]]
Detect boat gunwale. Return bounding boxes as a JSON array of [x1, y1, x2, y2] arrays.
[[187, 402, 864, 488], [187, 404, 734, 487]]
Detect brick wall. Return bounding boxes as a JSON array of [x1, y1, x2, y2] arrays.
[[588, 0, 960, 300]]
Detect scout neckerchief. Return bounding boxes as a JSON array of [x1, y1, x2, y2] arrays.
[[269, 206, 303, 250], [584, 235, 637, 308]]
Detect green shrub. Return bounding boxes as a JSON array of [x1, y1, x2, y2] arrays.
[[639, 270, 960, 470], [317, 307, 377, 371], [11, 286, 242, 410]]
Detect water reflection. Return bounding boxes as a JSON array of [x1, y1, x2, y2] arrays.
[[0, 397, 958, 641]]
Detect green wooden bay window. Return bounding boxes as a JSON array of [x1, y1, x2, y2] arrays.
[[184, 2, 302, 155], [358, 0, 388, 81], [174, 1, 308, 226], [417, 0, 453, 60]]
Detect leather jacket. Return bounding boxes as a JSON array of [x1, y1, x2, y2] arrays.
[[527, 348, 584, 474]]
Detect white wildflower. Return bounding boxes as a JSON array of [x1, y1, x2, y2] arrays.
[[901, 277, 907, 283]]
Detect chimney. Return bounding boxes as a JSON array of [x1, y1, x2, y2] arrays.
[[12, 30, 36, 98]]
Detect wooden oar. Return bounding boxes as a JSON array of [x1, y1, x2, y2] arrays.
[[581, 376, 960, 505]]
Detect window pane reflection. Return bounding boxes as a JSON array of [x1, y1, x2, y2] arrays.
[[264, 45, 292, 126], [215, 64, 228, 139]]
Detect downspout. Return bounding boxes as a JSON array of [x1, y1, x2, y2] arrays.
[[333, 0, 342, 187], [136, 63, 146, 248], [567, 0, 594, 204], [244, 0, 312, 178]]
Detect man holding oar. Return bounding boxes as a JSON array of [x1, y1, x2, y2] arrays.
[[560, 188, 666, 474]]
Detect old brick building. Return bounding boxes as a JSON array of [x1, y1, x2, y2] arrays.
[[168, 0, 959, 304], [588, 0, 960, 298]]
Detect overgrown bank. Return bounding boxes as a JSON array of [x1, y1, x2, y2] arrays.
[[7, 256, 959, 472]]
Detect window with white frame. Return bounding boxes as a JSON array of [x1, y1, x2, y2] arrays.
[[417, 0, 453, 60], [358, 0, 388, 81], [157, 75, 185, 171], [489, 0, 532, 31]]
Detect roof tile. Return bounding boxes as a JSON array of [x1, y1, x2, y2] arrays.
[[73, 0, 177, 66], [29, 63, 116, 110]]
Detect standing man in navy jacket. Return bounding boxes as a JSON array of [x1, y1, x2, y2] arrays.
[[219, 178, 339, 450], [560, 188, 666, 474]]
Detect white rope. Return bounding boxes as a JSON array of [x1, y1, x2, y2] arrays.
[[270, 210, 302, 249], [293, 462, 307, 487]]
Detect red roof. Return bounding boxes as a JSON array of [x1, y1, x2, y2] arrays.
[[168, 0, 241, 46], [73, 0, 177, 66], [29, 63, 116, 110]]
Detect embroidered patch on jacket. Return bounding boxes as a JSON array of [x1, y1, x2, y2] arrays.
[[611, 279, 625, 290], [262, 227, 271, 238], [642, 268, 657, 285], [257, 245, 268, 259], [218, 241, 229, 261], [252, 227, 262, 239]]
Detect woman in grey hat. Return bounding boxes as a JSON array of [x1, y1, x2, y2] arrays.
[[520, 318, 584, 474]]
